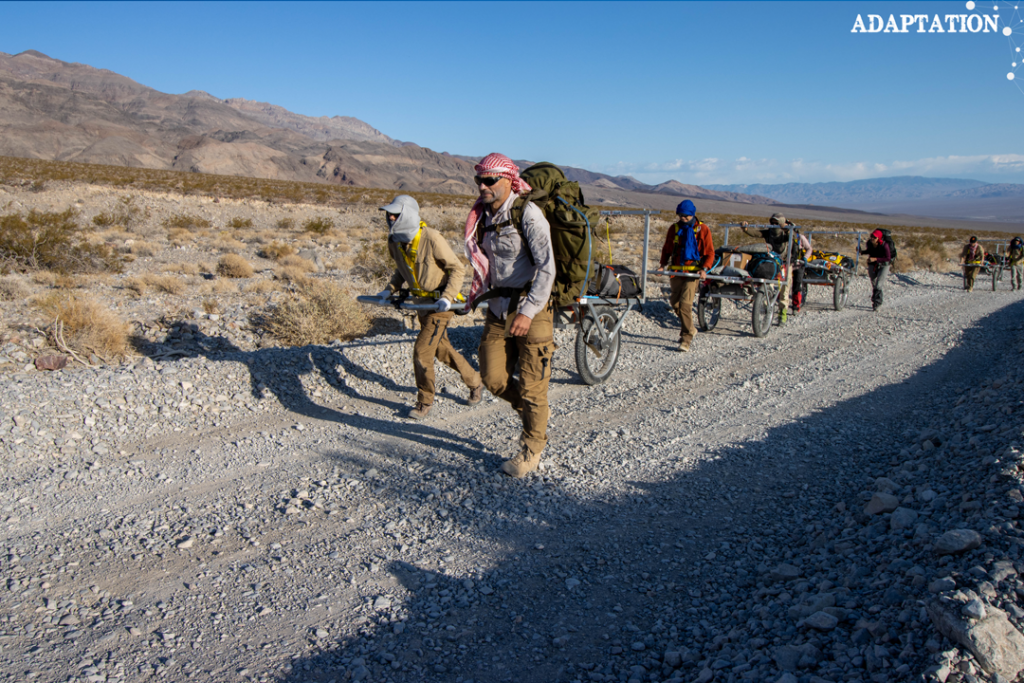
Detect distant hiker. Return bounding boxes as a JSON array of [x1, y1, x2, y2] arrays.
[[659, 200, 714, 352], [1008, 237, 1024, 291], [742, 213, 793, 322], [959, 236, 985, 292], [860, 229, 892, 310], [790, 228, 812, 313], [378, 195, 482, 420], [464, 153, 555, 478]]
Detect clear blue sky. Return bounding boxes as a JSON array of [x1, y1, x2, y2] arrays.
[[1, 1, 1022, 185]]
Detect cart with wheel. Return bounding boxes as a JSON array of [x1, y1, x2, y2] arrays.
[[646, 268, 783, 338], [798, 230, 863, 311], [647, 222, 794, 338], [987, 244, 1008, 291], [357, 209, 657, 386]]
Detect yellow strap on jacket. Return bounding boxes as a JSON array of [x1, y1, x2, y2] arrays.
[[401, 224, 465, 301]]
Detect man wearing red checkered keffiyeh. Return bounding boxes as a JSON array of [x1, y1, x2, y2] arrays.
[[463, 153, 556, 479]]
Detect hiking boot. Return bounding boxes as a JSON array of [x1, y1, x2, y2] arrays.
[[677, 340, 690, 353], [408, 402, 431, 420], [501, 444, 542, 478], [467, 384, 483, 407]]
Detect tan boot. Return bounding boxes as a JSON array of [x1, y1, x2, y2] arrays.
[[501, 444, 542, 478], [677, 340, 690, 353], [467, 384, 483, 407], [408, 402, 431, 420]]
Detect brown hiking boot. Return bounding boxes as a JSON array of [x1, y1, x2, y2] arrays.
[[408, 402, 431, 420], [501, 444, 542, 478], [677, 340, 690, 353], [467, 384, 483, 407]]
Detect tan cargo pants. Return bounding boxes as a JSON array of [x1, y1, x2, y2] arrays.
[[414, 311, 480, 406], [963, 265, 980, 291], [478, 305, 554, 456], [669, 276, 699, 344]]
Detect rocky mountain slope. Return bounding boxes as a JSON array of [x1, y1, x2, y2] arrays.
[[0, 50, 777, 204]]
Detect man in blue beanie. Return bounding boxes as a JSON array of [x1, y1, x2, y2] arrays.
[[659, 200, 715, 352]]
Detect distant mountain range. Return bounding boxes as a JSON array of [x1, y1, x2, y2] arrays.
[[706, 177, 1024, 221], [0, 50, 1020, 222]]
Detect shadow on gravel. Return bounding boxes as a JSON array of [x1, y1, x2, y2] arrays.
[[277, 297, 1024, 683], [133, 322, 487, 453]]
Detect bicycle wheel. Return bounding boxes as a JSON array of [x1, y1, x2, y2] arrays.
[[697, 294, 721, 331], [751, 290, 774, 338], [574, 308, 621, 385], [833, 276, 848, 311]]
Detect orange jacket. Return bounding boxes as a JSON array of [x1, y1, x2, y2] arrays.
[[660, 220, 715, 270]]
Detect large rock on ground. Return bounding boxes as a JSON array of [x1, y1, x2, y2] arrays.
[[865, 492, 899, 515], [934, 529, 983, 555], [927, 596, 1024, 679]]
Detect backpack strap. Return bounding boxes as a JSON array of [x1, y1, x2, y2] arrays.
[[476, 197, 535, 266]]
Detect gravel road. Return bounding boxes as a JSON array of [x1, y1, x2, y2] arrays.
[[2, 270, 1024, 683]]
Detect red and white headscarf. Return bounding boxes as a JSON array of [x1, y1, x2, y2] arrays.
[[464, 153, 533, 305]]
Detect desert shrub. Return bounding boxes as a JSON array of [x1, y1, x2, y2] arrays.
[[278, 254, 317, 273], [32, 271, 57, 286], [123, 274, 185, 295], [92, 212, 115, 228], [36, 292, 130, 361], [0, 209, 122, 274], [276, 217, 295, 230], [214, 237, 245, 253], [54, 274, 80, 289], [243, 279, 280, 294], [201, 299, 220, 314], [258, 241, 295, 260], [125, 240, 158, 256], [0, 275, 31, 300], [124, 276, 146, 296], [199, 279, 238, 294], [275, 265, 313, 283], [94, 196, 145, 232], [227, 217, 254, 229], [162, 262, 200, 275], [166, 228, 193, 245], [217, 254, 254, 278], [302, 217, 334, 235], [145, 274, 186, 295], [259, 279, 369, 346], [163, 212, 212, 233], [351, 237, 393, 284]]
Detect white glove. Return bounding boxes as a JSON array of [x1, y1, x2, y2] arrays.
[[436, 298, 452, 312], [376, 289, 391, 300]]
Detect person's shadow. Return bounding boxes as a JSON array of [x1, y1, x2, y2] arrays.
[[132, 320, 487, 454]]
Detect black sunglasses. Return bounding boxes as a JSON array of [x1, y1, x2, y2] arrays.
[[474, 175, 503, 187]]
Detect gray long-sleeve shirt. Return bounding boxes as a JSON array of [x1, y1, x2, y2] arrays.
[[480, 192, 555, 320]]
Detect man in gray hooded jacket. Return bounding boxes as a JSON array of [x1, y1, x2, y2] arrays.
[[377, 195, 482, 419]]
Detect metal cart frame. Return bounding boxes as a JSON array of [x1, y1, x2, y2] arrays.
[[647, 223, 795, 338], [799, 230, 863, 311]]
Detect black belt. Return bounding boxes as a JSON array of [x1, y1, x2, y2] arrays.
[[467, 282, 533, 315]]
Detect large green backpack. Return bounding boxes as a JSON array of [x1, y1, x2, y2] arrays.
[[479, 162, 600, 308]]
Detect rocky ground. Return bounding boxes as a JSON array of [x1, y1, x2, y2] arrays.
[[0, 264, 1023, 683]]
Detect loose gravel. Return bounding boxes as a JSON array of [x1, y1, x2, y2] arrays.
[[2, 270, 1024, 683]]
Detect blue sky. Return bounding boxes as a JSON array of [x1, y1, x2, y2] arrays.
[[1, 1, 1022, 185]]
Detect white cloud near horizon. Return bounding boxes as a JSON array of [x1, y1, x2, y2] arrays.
[[595, 154, 1024, 186]]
